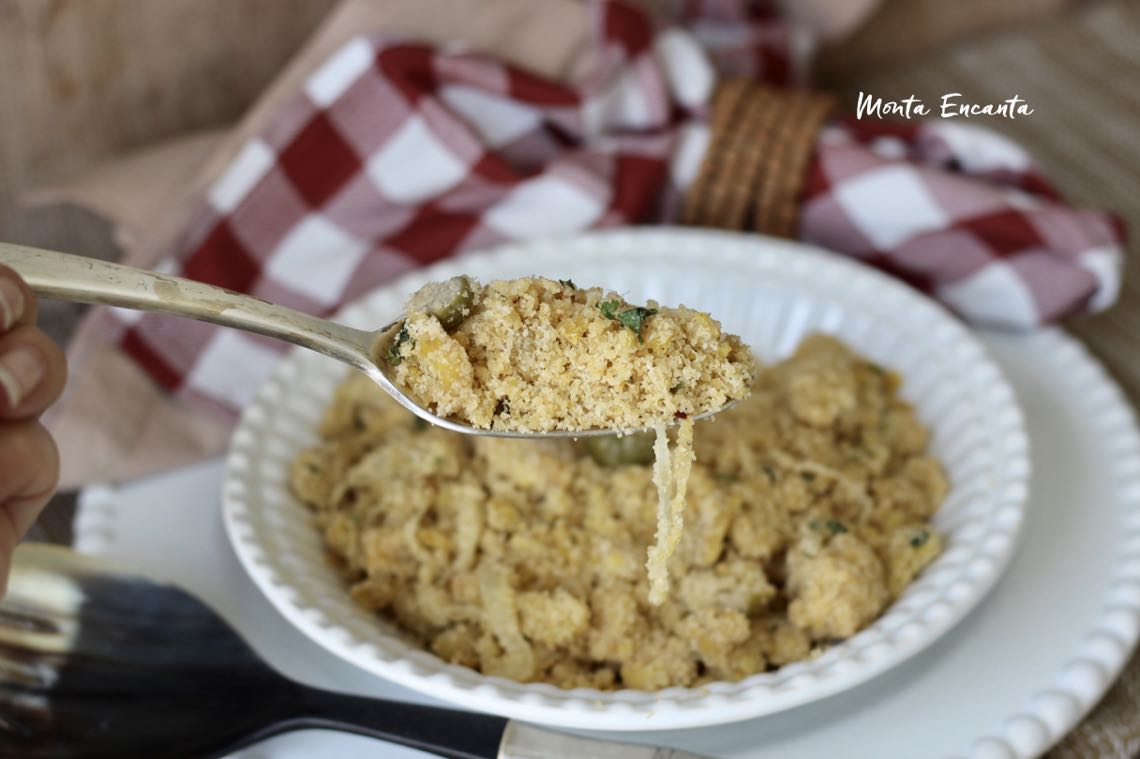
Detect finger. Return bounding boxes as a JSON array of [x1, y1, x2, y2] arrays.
[[0, 419, 59, 506], [0, 421, 59, 596], [0, 489, 55, 598], [0, 326, 67, 419], [0, 264, 37, 331]]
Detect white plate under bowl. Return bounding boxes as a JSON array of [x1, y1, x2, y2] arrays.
[[222, 228, 1029, 731]]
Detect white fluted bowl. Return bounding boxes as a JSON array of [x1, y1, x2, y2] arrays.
[[223, 228, 1029, 730]]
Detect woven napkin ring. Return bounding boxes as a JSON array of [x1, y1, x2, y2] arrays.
[[682, 80, 837, 238]]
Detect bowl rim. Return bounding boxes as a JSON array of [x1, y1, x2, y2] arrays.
[[222, 227, 1030, 730]]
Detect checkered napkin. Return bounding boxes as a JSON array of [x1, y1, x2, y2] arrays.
[[117, 0, 1125, 415]]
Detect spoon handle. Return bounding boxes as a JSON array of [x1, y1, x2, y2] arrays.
[[0, 242, 376, 369], [288, 687, 507, 759], [288, 686, 711, 759]]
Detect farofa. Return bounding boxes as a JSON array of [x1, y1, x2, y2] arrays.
[[291, 334, 948, 690], [387, 276, 754, 432]]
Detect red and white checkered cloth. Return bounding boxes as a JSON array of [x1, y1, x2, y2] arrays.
[[118, 0, 1125, 415]]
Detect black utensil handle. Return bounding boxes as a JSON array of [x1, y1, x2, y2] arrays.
[[289, 686, 508, 759], [284, 687, 713, 759]]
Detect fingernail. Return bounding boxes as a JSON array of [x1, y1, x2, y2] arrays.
[[0, 347, 44, 408], [0, 278, 24, 331]]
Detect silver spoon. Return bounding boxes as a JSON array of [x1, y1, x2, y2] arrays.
[[0, 243, 732, 438]]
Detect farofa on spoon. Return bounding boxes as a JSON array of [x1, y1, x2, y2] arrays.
[[386, 275, 755, 602]]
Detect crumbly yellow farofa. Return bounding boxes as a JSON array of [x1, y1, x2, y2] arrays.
[[292, 334, 947, 690], [389, 277, 755, 432]]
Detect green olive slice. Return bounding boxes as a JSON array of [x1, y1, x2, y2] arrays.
[[407, 275, 476, 332], [582, 431, 656, 467]]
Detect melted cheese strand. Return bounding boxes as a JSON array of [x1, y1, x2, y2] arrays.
[[646, 419, 696, 605]]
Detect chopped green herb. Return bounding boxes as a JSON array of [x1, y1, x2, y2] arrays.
[[616, 307, 657, 342], [559, 278, 577, 290], [598, 299, 622, 319], [910, 530, 930, 548], [808, 519, 821, 531], [386, 325, 414, 365], [670, 380, 687, 394], [762, 464, 777, 483], [597, 300, 658, 342], [826, 519, 848, 535]]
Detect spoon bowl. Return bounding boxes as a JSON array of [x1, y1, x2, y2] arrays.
[[0, 243, 731, 438]]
